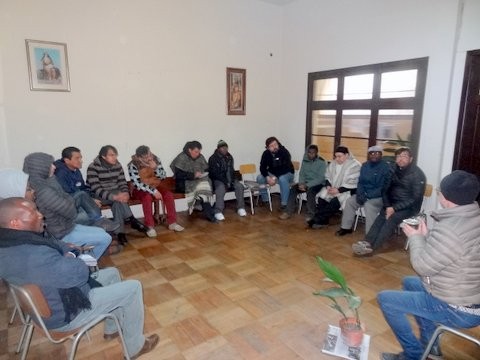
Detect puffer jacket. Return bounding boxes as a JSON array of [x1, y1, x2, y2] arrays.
[[23, 153, 77, 239], [408, 203, 480, 306], [383, 163, 426, 213]]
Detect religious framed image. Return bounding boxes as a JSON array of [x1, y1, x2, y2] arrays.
[[226, 67, 246, 115], [25, 39, 71, 92]]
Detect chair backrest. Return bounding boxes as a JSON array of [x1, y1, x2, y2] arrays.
[[239, 163, 256, 175]]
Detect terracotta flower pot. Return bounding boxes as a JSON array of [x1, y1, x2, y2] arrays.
[[339, 317, 364, 347]]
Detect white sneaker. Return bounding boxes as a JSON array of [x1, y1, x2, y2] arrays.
[[146, 227, 157, 238], [237, 208, 247, 217], [214, 213, 225, 221], [168, 223, 185, 232]]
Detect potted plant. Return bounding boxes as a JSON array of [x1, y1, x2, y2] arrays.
[[313, 256, 364, 347]]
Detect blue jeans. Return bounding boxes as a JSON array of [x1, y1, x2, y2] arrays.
[[256, 172, 294, 206], [377, 276, 480, 359], [73, 191, 102, 225], [54, 268, 145, 358], [62, 224, 111, 259]]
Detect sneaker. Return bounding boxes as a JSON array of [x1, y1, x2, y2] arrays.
[[278, 212, 291, 220], [214, 213, 225, 221], [352, 241, 373, 256], [237, 208, 247, 217], [94, 217, 121, 233], [168, 223, 185, 232], [146, 227, 157, 238], [335, 228, 353, 237], [130, 334, 160, 360]]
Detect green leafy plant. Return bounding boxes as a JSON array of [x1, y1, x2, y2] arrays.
[[313, 256, 361, 327]]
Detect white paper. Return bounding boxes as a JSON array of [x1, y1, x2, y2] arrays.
[[78, 254, 97, 267], [321, 325, 370, 360]]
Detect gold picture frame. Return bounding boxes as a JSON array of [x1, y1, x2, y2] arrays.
[[226, 67, 246, 115]]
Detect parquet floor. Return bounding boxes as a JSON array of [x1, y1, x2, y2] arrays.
[[1, 198, 479, 359]]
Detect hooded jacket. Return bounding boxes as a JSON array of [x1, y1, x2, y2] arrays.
[[54, 159, 90, 195], [408, 202, 480, 306], [23, 153, 77, 239], [298, 152, 327, 188]]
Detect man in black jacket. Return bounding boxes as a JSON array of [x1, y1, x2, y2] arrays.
[[352, 147, 426, 256], [208, 140, 246, 221], [256, 137, 294, 210]]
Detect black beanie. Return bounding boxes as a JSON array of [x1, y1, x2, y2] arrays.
[[335, 146, 349, 154], [440, 170, 480, 205], [217, 140, 228, 148]]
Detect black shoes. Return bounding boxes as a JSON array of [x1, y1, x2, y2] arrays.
[[130, 217, 147, 233], [335, 228, 353, 236], [117, 233, 128, 245]]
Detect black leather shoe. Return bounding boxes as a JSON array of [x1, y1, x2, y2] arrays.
[[130, 218, 147, 233], [335, 228, 353, 236], [117, 233, 128, 245]]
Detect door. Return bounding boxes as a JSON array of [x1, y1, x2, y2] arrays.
[[453, 49, 480, 200]]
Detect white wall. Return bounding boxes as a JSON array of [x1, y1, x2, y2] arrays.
[[1, 0, 480, 199], [0, 0, 283, 172]]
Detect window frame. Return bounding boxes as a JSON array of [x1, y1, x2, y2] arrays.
[[305, 57, 428, 161]]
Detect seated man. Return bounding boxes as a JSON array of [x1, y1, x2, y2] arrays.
[[279, 144, 326, 221], [23, 152, 113, 258], [377, 171, 480, 360], [54, 146, 119, 233], [352, 147, 426, 256], [87, 145, 148, 241], [0, 198, 159, 359], [128, 145, 184, 236], [208, 140, 247, 221], [308, 146, 361, 228], [257, 136, 294, 210], [335, 146, 392, 236], [170, 140, 216, 222]]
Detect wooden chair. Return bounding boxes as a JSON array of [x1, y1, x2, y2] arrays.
[[239, 164, 272, 213], [8, 282, 130, 360]]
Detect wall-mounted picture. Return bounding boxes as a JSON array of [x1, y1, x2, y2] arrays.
[[226, 67, 246, 115], [25, 39, 71, 92]]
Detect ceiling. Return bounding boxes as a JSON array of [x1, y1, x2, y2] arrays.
[[256, 0, 297, 5]]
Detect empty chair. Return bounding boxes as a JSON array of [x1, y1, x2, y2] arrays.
[[239, 163, 272, 213]]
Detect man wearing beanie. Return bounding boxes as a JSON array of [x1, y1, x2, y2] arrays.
[[23, 152, 112, 259], [377, 170, 480, 360], [208, 140, 247, 220]]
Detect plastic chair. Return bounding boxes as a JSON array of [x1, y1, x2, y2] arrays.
[[239, 163, 272, 213], [8, 282, 131, 360], [353, 206, 365, 231], [420, 324, 480, 360]]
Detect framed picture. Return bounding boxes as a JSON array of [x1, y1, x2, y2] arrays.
[[25, 39, 71, 92], [226, 67, 246, 115]]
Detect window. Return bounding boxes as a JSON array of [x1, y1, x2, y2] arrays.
[[306, 58, 428, 163]]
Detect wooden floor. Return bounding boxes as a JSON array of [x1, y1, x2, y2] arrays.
[[1, 198, 479, 360]]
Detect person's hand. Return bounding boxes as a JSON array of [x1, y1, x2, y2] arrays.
[[385, 206, 395, 219], [113, 192, 130, 203], [93, 199, 102, 208], [328, 187, 339, 195], [194, 171, 203, 178], [267, 176, 277, 186], [298, 184, 306, 192], [153, 190, 163, 200], [402, 218, 427, 237]]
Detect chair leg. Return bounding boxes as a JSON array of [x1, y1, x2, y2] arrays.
[[420, 325, 480, 360], [19, 323, 35, 360]]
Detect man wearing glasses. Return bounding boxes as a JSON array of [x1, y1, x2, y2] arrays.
[[352, 147, 426, 256]]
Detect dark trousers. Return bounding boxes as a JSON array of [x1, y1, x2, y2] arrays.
[[309, 197, 341, 226], [366, 207, 416, 250], [285, 184, 323, 217]]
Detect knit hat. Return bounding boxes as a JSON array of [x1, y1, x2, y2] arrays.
[[23, 152, 55, 179], [217, 140, 228, 148], [440, 170, 480, 205], [368, 145, 383, 152], [0, 169, 29, 199]]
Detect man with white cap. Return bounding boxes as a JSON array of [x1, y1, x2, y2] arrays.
[[377, 170, 480, 360], [336, 145, 391, 236]]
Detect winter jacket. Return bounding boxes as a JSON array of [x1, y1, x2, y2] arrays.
[[0, 227, 89, 329], [356, 160, 392, 205], [86, 156, 129, 201], [259, 145, 294, 178], [128, 154, 167, 195], [408, 203, 480, 306], [298, 153, 327, 188], [383, 163, 426, 213], [54, 159, 90, 195], [208, 149, 236, 188], [23, 153, 77, 239]]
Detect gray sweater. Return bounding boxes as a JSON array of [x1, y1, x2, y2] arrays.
[[409, 202, 480, 306]]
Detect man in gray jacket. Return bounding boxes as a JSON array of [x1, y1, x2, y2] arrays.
[[377, 170, 480, 360]]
